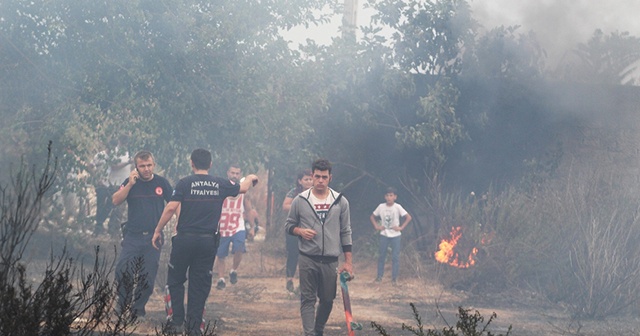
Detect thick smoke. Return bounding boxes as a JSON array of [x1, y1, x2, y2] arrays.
[[288, 1, 640, 72], [470, 0, 640, 68]]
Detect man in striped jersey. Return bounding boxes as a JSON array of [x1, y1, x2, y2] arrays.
[[214, 163, 258, 290]]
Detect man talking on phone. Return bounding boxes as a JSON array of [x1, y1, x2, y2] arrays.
[[112, 150, 173, 320]]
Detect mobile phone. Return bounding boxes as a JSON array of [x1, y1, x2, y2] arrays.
[[134, 167, 139, 180]]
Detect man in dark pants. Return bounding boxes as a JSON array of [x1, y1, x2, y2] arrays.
[[285, 159, 353, 336], [91, 137, 133, 236], [112, 150, 173, 319], [152, 149, 258, 335], [90, 143, 115, 235]]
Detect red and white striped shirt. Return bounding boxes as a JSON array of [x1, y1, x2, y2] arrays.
[[218, 194, 245, 237]]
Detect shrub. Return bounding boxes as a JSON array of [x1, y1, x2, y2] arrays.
[[0, 143, 129, 335], [405, 163, 640, 320], [371, 304, 512, 336], [0, 143, 221, 335]]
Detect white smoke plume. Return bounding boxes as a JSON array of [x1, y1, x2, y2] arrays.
[[470, 0, 640, 68]]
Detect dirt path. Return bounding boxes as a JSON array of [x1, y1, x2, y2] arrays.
[[129, 234, 638, 336]]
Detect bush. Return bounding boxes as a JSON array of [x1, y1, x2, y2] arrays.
[[405, 162, 640, 320], [0, 143, 220, 335], [0, 143, 127, 335], [371, 304, 512, 336]]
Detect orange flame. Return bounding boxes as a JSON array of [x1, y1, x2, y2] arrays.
[[435, 227, 478, 268]]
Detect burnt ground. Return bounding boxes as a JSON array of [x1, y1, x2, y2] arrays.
[[28, 228, 640, 336]]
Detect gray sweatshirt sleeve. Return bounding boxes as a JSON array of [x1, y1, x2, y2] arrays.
[[339, 197, 353, 251], [285, 196, 300, 235]]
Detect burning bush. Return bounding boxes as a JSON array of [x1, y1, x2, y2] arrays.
[[406, 166, 640, 320], [435, 226, 479, 268]]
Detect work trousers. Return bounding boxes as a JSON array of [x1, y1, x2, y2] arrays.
[[166, 234, 218, 333], [298, 254, 338, 336], [94, 186, 114, 233], [285, 234, 300, 278], [115, 232, 161, 317]]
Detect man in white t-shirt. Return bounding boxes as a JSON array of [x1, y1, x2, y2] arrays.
[[370, 187, 412, 284]]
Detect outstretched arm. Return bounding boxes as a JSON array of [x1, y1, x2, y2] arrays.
[[152, 201, 180, 249], [239, 174, 259, 193]]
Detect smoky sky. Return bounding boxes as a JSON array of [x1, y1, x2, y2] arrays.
[[470, 0, 640, 68], [285, 1, 640, 73]]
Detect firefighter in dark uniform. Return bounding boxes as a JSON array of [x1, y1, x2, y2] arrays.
[[152, 148, 258, 335], [112, 150, 173, 318]]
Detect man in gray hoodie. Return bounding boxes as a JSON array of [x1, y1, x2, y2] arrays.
[[285, 158, 353, 336]]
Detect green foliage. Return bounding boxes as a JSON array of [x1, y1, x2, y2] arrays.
[[368, 0, 477, 75], [371, 304, 512, 336], [4, 3, 640, 326], [0, 0, 335, 184], [339, 1, 551, 204], [314, 1, 479, 210], [396, 78, 467, 166], [462, 26, 546, 80], [556, 29, 640, 85]]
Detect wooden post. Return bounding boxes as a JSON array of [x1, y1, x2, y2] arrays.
[[342, 0, 358, 41]]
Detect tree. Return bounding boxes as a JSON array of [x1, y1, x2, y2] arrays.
[[0, 0, 351, 244], [368, 0, 476, 75], [555, 29, 640, 85], [462, 25, 546, 80]]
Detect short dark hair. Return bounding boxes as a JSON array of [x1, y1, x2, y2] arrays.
[[228, 163, 241, 170], [386, 187, 397, 195], [311, 159, 332, 174], [134, 150, 154, 165], [191, 148, 212, 170]]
